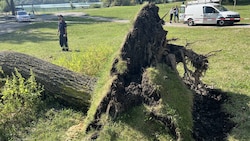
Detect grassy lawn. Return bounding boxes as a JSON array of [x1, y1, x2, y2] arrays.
[[0, 21, 130, 76], [0, 2, 249, 141]]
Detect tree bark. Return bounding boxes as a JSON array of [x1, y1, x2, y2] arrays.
[[5, 0, 15, 15], [0, 51, 97, 111]]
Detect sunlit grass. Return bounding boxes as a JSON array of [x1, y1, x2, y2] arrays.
[[24, 108, 85, 141], [105, 106, 174, 141], [83, 5, 144, 21], [147, 65, 194, 140], [0, 22, 130, 77], [166, 27, 250, 95], [226, 4, 250, 23]]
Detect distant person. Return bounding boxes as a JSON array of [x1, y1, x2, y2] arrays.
[[58, 15, 69, 51], [174, 5, 179, 23], [169, 7, 175, 23]]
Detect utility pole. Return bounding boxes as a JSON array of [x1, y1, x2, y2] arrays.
[[10, 0, 15, 15], [32, 0, 34, 14]]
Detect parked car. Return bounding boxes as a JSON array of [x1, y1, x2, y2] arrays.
[[16, 10, 31, 22], [29, 12, 36, 19]]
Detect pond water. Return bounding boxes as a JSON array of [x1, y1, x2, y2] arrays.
[[16, 2, 102, 12]]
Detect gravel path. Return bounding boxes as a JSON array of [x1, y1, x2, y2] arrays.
[[164, 22, 250, 28], [0, 12, 129, 35]]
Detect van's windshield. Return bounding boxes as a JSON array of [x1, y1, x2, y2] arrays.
[[214, 5, 228, 11]]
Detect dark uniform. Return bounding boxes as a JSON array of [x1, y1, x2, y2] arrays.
[[58, 15, 69, 51]]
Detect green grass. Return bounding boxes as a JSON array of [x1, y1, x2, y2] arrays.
[[86, 106, 174, 141], [24, 108, 85, 141], [83, 5, 144, 21], [165, 27, 250, 95], [0, 2, 250, 141], [0, 21, 129, 76], [146, 65, 194, 140], [64, 16, 107, 23], [226, 4, 250, 22]]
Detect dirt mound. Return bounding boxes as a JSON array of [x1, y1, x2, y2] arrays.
[[86, 3, 234, 140]]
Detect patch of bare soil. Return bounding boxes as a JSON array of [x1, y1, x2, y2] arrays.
[[85, 3, 235, 140], [184, 73, 235, 140], [192, 89, 235, 141]]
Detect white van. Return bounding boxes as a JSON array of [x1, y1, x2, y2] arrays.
[[181, 2, 240, 26]]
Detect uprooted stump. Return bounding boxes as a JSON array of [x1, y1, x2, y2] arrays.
[[86, 3, 180, 139], [0, 51, 97, 112], [86, 3, 234, 141]]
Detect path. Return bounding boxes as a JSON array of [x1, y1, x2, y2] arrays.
[[0, 12, 249, 35], [164, 22, 250, 28], [0, 12, 129, 35]]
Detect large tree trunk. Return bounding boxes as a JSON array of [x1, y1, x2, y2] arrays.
[[5, 0, 15, 15], [0, 51, 97, 112]]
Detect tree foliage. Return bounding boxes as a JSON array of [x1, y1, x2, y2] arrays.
[[14, 0, 96, 5], [101, 0, 135, 6]]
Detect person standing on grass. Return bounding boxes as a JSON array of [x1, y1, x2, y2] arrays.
[[169, 7, 175, 23], [58, 15, 69, 51], [174, 5, 179, 23]]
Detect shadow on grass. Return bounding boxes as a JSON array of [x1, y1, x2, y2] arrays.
[[0, 22, 58, 44], [64, 16, 110, 23]]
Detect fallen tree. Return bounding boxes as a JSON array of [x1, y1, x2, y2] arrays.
[[0, 51, 97, 111]]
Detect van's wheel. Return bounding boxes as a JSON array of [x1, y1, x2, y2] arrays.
[[217, 20, 225, 26], [187, 19, 194, 26]]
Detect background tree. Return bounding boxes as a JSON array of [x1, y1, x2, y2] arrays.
[[5, 0, 15, 15]]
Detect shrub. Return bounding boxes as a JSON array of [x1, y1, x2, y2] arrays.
[[89, 4, 102, 8], [0, 69, 44, 140]]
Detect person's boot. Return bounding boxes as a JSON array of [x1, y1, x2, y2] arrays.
[[61, 47, 65, 51]]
